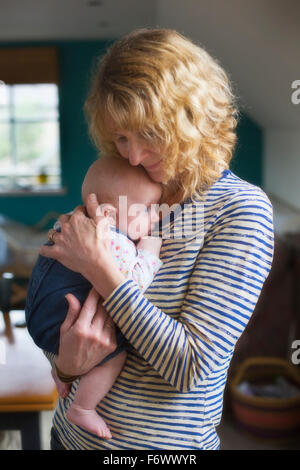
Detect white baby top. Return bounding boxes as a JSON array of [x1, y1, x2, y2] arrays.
[[110, 228, 163, 293]]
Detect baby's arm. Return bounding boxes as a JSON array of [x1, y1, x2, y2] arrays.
[[136, 236, 162, 257], [130, 237, 163, 293]]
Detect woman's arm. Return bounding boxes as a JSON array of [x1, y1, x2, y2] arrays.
[[40, 192, 274, 391], [101, 193, 274, 392]]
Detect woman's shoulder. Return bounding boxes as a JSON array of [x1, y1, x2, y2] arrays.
[[210, 169, 270, 200], [187, 170, 273, 235], [199, 169, 273, 217]]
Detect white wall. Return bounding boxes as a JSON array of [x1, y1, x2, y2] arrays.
[[156, 0, 300, 130], [156, 0, 300, 215], [265, 130, 300, 210]]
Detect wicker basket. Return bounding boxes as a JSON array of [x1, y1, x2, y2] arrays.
[[229, 357, 300, 440]]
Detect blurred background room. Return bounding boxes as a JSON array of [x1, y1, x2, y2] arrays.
[[0, 0, 300, 450]]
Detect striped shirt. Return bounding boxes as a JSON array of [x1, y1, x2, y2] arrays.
[[48, 169, 274, 450]]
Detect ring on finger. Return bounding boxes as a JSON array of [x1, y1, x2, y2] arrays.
[[53, 221, 61, 231]]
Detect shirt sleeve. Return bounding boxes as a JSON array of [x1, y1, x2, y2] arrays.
[[129, 249, 163, 293], [102, 193, 274, 392], [43, 350, 56, 368]]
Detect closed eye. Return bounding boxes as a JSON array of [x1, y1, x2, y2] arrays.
[[116, 136, 127, 143]]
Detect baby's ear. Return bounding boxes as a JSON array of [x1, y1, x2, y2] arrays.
[[98, 203, 116, 224]]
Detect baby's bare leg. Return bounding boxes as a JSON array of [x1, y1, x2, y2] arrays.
[[66, 351, 127, 439]]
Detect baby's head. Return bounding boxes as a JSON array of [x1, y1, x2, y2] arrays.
[[82, 156, 162, 240]]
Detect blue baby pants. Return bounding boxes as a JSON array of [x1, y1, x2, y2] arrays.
[[25, 249, 126, 364]]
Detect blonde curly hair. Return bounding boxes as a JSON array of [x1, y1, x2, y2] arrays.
[[85, 28, 238, 203]]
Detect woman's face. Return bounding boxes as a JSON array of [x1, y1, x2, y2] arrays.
[[112, 129, 165, 183]]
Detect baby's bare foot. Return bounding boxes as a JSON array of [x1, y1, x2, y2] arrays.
[[51, 369, 71, 398], [66, 404, 112, 439]]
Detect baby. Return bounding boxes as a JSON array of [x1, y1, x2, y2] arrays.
[[25, 156, 163, 439]]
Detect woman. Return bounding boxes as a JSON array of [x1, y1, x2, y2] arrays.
[[40, 28, 274, 450]]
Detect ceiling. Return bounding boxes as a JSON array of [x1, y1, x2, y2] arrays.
[[0, 0, 155, 40], [157, 0, 300, 130], [1, 0, 299, 130]]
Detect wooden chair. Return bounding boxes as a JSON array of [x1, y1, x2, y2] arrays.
[[0, 273, 58, 450]]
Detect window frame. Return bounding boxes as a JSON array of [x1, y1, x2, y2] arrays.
[[0, 82, 63, 193]]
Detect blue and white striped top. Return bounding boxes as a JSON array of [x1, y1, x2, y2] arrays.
[[50, 169, 274, 450]]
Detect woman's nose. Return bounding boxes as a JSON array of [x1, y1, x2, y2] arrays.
[[128, 141, 146, 166]]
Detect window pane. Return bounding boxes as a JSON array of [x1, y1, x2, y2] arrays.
[[14, 84, 59, 120], [0, 82, 9, 121], [0, 83, 61, 190], [0, 123, 12, 173], [15, 121, 60, 175]]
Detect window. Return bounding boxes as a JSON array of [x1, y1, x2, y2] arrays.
[[0, 46, 61, 193], [0, 82, 61, 191]]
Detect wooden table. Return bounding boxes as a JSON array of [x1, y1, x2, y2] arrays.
[[0, 311, 58, 449]]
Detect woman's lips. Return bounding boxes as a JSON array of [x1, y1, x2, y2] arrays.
[[145, 160, 161, 171]]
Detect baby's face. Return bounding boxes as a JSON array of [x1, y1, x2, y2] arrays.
[[118, 179, 162, 241], [82, 158, 162, 241]]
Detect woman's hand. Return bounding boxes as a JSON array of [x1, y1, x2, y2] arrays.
[[40, 193, 125, 299], [54, 288, 117, 376], [40, 194, 112, 277]]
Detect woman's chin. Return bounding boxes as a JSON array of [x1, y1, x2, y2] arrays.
[[147, 171, 164, 183]]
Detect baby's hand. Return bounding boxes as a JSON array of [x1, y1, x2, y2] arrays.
[[136, 236, 162, 257]]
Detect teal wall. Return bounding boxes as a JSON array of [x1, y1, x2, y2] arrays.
[[0, 40, 263, 227], [231, 113, 263, 187], [0, 40, 112, 226]]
